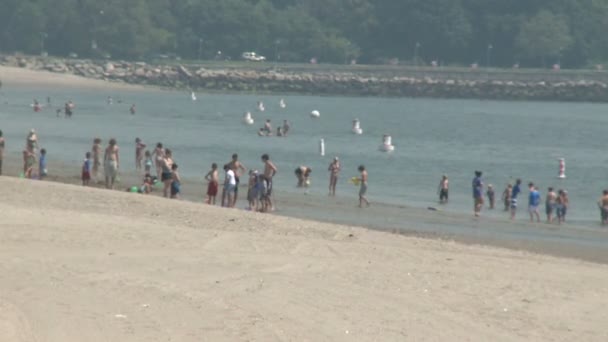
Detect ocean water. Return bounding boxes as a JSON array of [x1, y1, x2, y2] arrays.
[[2, 85, 608, 226]]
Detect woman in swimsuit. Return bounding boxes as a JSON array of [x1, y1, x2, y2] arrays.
[[170, 163, 181, 199], [161, 149, 174, 198]]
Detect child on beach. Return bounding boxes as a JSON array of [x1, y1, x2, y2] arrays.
[[39, 148, 47, 179], [205, 163, 219, 205], [170, 163, 181, 199], [144, 150, 153, 175], [247, 170, 258, 210], [486, 184, 495, 209], [82, 152, 92, 186], [140, 174, 153, 194]]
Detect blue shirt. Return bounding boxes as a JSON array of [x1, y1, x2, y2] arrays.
[[512, 184, 521, 199], [529, 190, 541, 206], [39, 155, 47, 170], [472, 176, 483, 198], [83, 158, 91, 172]]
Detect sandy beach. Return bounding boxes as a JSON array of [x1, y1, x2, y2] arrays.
[[0, 65, 146, 91], [2, 177, 608, 342]]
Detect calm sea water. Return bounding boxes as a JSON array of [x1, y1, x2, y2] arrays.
[[2, 85, 608, 225]]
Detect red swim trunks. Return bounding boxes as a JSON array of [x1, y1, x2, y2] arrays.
[[207, 180, 218, 196], [82, 171, 91, 181]]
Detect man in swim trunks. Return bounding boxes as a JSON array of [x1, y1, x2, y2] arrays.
[[0, 130, 5, 175], [438, 174, 449, 204], [104, 138, 120, 189], [358, 165, 370, 208], [472, 171, 483, 217], [262, 154, 277, 210], [227, 153, 247, 207], [528, 183, 541, 223], [205, 163, 219, 205], [282, 120, 291, 136], [510, 179, 522, 219], [160, 149, 174, 198]]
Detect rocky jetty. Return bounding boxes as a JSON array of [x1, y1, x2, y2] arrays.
[[2, 55, 608, 102]]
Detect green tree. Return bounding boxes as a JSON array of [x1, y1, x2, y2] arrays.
[[515, 10, 573, 67]]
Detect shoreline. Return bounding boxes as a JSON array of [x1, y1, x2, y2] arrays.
[[2, 55, 608, 102], [1, 154, 607, 264]]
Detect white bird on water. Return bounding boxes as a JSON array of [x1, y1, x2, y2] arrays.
[[310, 110, 320, 118], [279, 98, 286, 109], [191, 92, 197, 101]]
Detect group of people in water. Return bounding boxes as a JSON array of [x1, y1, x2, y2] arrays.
[[438, 171, 575, 224]]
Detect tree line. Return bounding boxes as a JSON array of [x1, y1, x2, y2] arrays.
[[1, 0, 607, 68]]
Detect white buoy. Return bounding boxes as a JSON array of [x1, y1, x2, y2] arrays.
[[310, 110, 320, 118], [191, 92, 197, 101], [379, 134, 395, 152], [352, 119, 363, 135], [279, 99, 286, 108], [558, 158, 566, 179], [242, 111, 254, 125], [319, 138, 325, 156], [257, 101, 265, 112]]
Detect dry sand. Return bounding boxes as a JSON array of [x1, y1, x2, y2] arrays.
[[0, 65, 146, 91], [1, 177, 608, 341]]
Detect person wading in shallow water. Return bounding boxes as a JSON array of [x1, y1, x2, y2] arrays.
[[472, 170, 484, 217]]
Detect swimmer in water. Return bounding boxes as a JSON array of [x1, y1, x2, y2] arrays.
[[130, 104, 136, 115], [135, 138, 146, 172]]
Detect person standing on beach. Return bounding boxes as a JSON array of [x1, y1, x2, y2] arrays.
[[472, 171, 484, 217], [528, 183, 541, 223], [502, 184, 512, 211], [82, 152, 92, 186], [160, 149, 174, 198], [328, 156, 340, 196], [223, 164, 237, 207], [152, 143, 165, 179], [358, 165, 370, 208], [510, 179, 522, 219], [262, 154, 277, 210], [282, 120, 291, 136], [135, 138, 146, 172], [92, 138, 102, 182], [438, 174, 449, 204], [0, 130, 5, 175], [546, 187, 557, 223], [170, 163, 181, 199], [559, 190, 569, 223], [205, 163, 219, 205], [227, 153, 247, 207], [104, 138, 120, 189]]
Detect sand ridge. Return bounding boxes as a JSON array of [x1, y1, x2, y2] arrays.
[[1, 177, 608, 341]]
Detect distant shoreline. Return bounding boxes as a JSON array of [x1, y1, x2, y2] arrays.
[[2, 54, 608, 102]]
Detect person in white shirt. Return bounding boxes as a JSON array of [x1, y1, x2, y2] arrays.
[[223, 164, 237, 208]]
